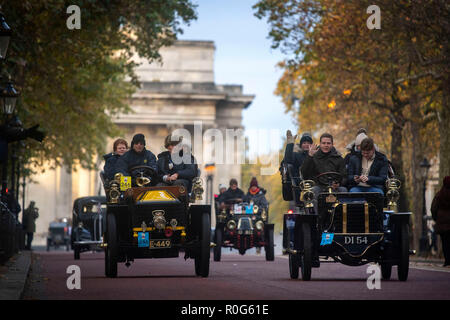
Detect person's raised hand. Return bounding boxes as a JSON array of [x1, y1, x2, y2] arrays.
[[308, 143, 319, 157], [286, 130, 297, 144]]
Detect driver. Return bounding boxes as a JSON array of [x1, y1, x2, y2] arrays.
[[156, 134, 198, 191], [115, 133, 158, 177], [244, 177, 268, 209], [220, 179, 245, 207]]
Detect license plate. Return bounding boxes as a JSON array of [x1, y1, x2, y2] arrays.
[[245, 205, 254, 214], [149, 239, 171, 249], [138, 232, 149, 247]]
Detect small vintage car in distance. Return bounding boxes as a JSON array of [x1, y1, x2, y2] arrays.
[[102, 166, 211, 278], [282, 168, 412, 281], [71, 196, 107, 259], [47, 219, 70, 251], [214, 198, 274, 261]]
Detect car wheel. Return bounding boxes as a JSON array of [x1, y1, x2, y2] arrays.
[[74, 246, 80, 260], [265, 228, 275, 261], [213, 227, 222, 262], [381, 263, 392, 280], [105, 214, 118, 278], [397, 223, 409, 281], [289, 253, 300, 279], [300, 223, 312, 281], [195, 212, 211, 277]]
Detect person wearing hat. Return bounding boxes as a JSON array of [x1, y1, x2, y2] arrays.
[[220, 178, 245, 206], [214, 184, 228, 214], [344, 128, 379, 168], [115, 133, 157, 177], [23, 201, 39, 250], [431, 176, 450, 267], [156, 134, 198, 191], [245, 177, 268, 209], [283, 130, 313, 179]]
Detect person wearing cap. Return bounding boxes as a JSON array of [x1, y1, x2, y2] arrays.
[[115, 133, 157, 176], [431, 176, 450, 267], [283, 130, 313, 179], [244, 177, 268, 209], [344, 129, 380, 168], [103, 138, 128, 180], [220, 178, 245, 206], [347, 137, 388, 195], [214, 184, 228, 213], [156, 134, 197, 191]]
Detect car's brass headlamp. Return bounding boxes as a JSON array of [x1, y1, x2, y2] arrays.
[[255, 220, 264, 231], [191, 177, 204, 201], [109, 181, 120, 203], [261, 208, 267, 221], [227, 220, 236, 230], [386, 178, 401, 212], [300, 180, 315, 208], [253, 204, 259, 214]]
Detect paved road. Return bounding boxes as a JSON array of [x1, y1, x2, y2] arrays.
[[23, 249, 450, 300]]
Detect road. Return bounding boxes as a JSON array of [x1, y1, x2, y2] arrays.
[[23, 248, 450, 300]]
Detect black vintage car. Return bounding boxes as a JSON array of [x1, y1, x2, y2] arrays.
[[282, 165, 411, 281], [71, 196, 107, 259], [214, 199, 274, 261], [102, 166, 211, 278], [47, 220, 70, 251]]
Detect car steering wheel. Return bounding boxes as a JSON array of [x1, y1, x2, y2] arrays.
[[315, 171, 342, 186], [224, 198, 243, 205], [129, 165, 157, 179]]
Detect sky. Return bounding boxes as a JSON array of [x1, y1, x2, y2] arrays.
[[178, 0, 297, 153]]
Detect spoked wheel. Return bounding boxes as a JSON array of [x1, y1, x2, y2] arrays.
[[105, 214, 118, 278], [289, 253, 300, 279], [300, 223, 312, 281], [195, 212, 211, 277], [397, 223, 409, 281], [213, 227, 222, 262], [381, 263, 392, 280], [265, 228, 275, 261]]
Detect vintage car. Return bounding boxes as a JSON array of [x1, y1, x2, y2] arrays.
[[47, 219, 70, 251], [214, 198, 274, 261], [102, 165, 211, 278], [282, 167, 411, 281], [71, 196, 107, 259]]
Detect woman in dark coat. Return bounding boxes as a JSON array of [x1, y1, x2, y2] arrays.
[[431, 176, 450, 267], [103, 138, 128, 180]]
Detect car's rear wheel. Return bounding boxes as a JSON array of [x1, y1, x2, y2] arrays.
[[300, 223, 312, 281], [195, 212, 210, 277], [213, 227, 222, 262], [265, 228, 275, 261], [397, 223, 409, 281], [105, 214, 118, 278], [381, 263, 392, 280], [289, 253, 300, 279]]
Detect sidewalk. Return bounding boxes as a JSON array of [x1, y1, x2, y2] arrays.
[[0, 251, 32, 300]]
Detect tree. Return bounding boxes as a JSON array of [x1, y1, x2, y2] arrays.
[[254, 0, 444, 251], [1, 0, 197, 171]]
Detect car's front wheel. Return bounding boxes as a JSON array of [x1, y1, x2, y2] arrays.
[[289, 253, 300, 279], [265, 228, 275, 261], [195, 212, 211, 277], [381, 263, 392, 280], [105, 214, 118, 278], [397, 223, 409, 281]]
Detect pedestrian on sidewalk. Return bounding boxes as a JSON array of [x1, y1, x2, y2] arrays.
[[431, 176, 450, 267], [23, 201, 39, 250]]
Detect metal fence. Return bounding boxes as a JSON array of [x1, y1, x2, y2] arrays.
[[0, 201, 25, 264]]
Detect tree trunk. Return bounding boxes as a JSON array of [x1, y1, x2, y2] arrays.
[[439, 74, 450, 186], [390, 110, 409, 213]]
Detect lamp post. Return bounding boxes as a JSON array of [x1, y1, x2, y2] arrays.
[[204, 163, 216, 206], [419, 157, 431, 256], [0, 12, 12, 60]]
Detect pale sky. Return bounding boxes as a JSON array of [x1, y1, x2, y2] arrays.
[[179, 0, 297, 154]]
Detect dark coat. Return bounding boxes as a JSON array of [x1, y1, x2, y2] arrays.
[[115, 148, 157, 176], [23, 205, 39, 233], [245, 188, 268, 208], [301, 147, 346, 187], [220, 187, 245, 204], [103, 153, 120, 180], [157, 150, 197, 181], [431, 188, 450, 234], [283, 143, 308, 178], [347, 151, 388, 190]]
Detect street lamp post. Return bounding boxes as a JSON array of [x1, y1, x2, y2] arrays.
[[204, 163, 216, 206], [419, 157, 431, 256], [0, 12, 12, 60]]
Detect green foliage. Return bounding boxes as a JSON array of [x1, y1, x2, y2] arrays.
[[1, 0, 197, 170]]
